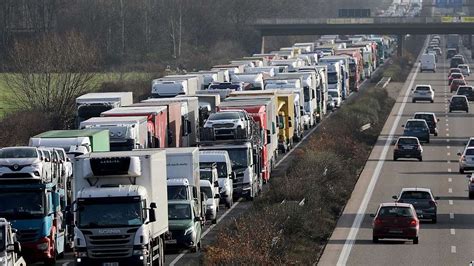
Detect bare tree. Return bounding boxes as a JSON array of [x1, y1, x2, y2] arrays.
[[4, 32, 99, 127]]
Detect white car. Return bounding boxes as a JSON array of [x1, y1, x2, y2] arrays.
[[412, 85, 434, 103], [458, 147, 474, 174], [204, 110, 251, 138], [458, 64, 470, 76], [200, 180, 219, 224], [0, 147, 51, 180]]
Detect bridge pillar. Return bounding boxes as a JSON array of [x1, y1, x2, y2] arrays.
[[397, 35, 404, 57], [261, 35, 266, 54]]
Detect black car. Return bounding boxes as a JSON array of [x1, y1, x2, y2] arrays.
[[393, 137, 423, 161], [456, 86, 474, 101], [393, 188, 439, 223], [450, 57, 465, 68], [413, 112, 439, 136], [446, 48, 457, 59], [449, 95, 469, 113]]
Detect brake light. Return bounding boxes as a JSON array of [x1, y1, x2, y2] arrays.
[[374, 218, 382, 226], [409, 219, 418, 227]]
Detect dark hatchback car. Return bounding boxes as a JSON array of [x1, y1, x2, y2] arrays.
[[402, 119, 430, 143], [446, 48, 457, 59], [450, 56, 465, 68], [393, 137, 423, 161], [449, 95, 469, 113], [413, 112, 439, 136], [371, 203, 419, 244], [450, 79, 467, 92], [393, 188, 439, 223], [456, 86, 474, 101]]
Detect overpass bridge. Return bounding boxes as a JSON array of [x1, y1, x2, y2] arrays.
[[254, 16, 474, 55]]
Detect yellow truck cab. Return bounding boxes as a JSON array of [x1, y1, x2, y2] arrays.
[[276, 92, 295, 153]]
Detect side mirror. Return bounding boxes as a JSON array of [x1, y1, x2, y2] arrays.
[[214, 181, 219, 187], [369, 213, 376, 217], [149, 209, 156, 222], [150, 202, 157, 209], [457, 152, 462, 156], [392, 195, 398, 200]]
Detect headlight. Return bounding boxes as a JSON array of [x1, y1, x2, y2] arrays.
[[184, 227, 194, 235], [37, 242, 49, 251]]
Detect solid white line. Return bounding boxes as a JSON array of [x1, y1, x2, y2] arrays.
[[448, 177, 452, 182], [336, 62, 421, 265], [169, 198, 243, 266], [450, 213, 454, 219], [449, 188, 453, 193], [451, 246, 456, 253], [449, 200, 454, 205], [450, 228, 456, 235]]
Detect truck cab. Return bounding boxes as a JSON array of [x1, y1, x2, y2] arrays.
[[75, 92, 133, 127]]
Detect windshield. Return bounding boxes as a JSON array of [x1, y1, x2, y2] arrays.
[[209, 112, 240, 120], [328, 91, 339, 97], [168, 203, 192, 220], [167, 186, 189, 200], [77, 105, 113, 121], [0, 148, 38, 159], [465, 149, 474, 156], [452, 97, 466, 103], [398, 138, 418, 145], [414, 114, 435, 123], [226, 148, 250, 169], [201, 186, 213, 199], [327, 73, 338, 84], [201, 162, 227, 179], [77, 198, 143, 228], [378, 207, 413, 218], [0, 191, 45, 219], [200, 171, 213, 182]]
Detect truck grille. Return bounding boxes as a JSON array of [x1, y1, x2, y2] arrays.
[[212, 123, 235, 128], [83, 229, 137, 259], [17, 229, 39, 242]]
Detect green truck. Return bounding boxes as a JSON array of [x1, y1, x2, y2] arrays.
[[29, 129, 110, 155]]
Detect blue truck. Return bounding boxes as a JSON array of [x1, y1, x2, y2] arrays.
[[0, 147, 67, 264]]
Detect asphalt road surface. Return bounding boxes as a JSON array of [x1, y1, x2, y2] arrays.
[[319, 37, 474, 265]]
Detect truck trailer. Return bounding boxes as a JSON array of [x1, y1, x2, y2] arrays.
[[76, 92, 133, 127]]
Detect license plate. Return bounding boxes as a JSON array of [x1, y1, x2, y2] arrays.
[[102, 263, 119, 266], [165, 239, 177, 245], [402, 145, 413, 149], [389, 229, 402, 234]]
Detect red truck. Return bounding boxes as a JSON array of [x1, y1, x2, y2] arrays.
[[101, 106, 169, 148], [131, 101, 184, 147], [217, 103, 271, 183]]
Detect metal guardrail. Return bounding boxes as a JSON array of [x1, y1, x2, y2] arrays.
[[254, 16, 474, 25]]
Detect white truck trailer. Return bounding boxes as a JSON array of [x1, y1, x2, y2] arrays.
[[73, 150, 168, 266], [76, 92, 133, 126]]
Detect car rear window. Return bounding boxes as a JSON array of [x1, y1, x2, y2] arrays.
[[465, 149, 474, 156], [406, 121, 426, 128], [414, 114, 435, 122], [415, 87, 429, 91], [452, 97, 466, 103], [398, 138, 418, 145], [378, 206, 413, 217], [400, 191, 431, 200], [452, 73, 462, 78], [454, 80, 466, 85]]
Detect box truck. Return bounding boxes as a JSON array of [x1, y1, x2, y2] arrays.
[[75, 92, 133, 127]]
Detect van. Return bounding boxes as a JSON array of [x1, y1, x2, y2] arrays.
[[420, 53, 436, 72], [199, 151, 234, 208]]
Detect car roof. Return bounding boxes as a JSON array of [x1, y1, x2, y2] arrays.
[[406, 119, 427, 123], [415, 84, 431, 87], [458, 64, 468, 67], [400, 187, 432, 193], [414, 112, 435, 116], [379, 202, 413, 208]]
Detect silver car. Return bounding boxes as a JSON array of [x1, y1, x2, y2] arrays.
[[458, 147, 474, 174], [412, 85, 434, 103]]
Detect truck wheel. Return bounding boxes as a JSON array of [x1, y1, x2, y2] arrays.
[[212, 218, 217, 224]]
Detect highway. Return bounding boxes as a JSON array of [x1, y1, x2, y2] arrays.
[[319, 37, 474, 265]]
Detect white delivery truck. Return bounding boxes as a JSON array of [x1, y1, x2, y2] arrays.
[[420, 53, 436, 72], [79, 116, 148, 151], [152, 75, 200, 97], [75, 92, 133, 126], [230, 73, 264, 90], [72, 150, 168, 266]]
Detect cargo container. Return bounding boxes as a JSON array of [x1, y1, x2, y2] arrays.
[[75, 92, 133, 127]]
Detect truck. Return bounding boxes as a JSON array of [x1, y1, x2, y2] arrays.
[[230, 73, 264, 90], [320, 62, 343, 107], [334, 50, 362, 91], [297, 66, 329, 122], [101, 106, 169, 148], [319, 56, 350, 98], [0, 148, 67, 264], [72, 150, 168, 265], [446, 34, 460, 52], [139, 97, 199, 146], [79, 116, 148, 151], [192, 94, 221, 127], [276, 92, 295, 153], [75, 92, 133, 127], [30, 129, 110, 156], [244, 66, 278, 77], [165, 147, 204, 252], [151, 75, 199, 98], [218, 102, 271, 183], [128, 101, 183, 148], [0, 218, 26, 266]]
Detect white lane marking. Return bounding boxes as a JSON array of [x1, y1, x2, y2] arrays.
[[448, 177, 452, 182], [450, 213, 454, 219], [449, 188, 453, 193], [449, 200, 454, 205], [336, 62, 421, 265], [62, 263, 70, 266], [447, 139, 450, 143], [446, 128, 450, 132], [169, 198, 243, 266], [447, 146, 451, 149], [445, 123, 449, 127], [446, 133, 450, 137], [450, 228, 456, 235], [446, 119, 449, 122], [451, 246, 456, 253], [447, 152, 451, 156]]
